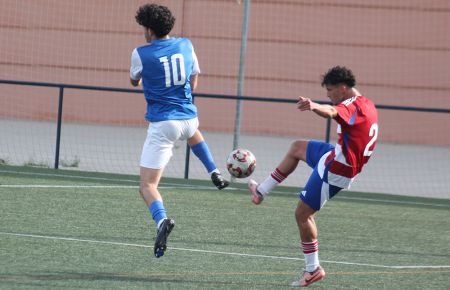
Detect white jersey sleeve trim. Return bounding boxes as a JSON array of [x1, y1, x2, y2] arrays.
[[130, 48, 143, 80]]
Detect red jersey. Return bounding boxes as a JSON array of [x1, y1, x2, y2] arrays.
[[325, 96, 378, 188]]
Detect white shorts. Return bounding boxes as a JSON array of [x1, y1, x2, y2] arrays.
[[140, 118, 199, 169]]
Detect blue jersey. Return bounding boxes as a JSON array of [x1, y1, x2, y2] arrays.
[[130, 38, 199, 122]]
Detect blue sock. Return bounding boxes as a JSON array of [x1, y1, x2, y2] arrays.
[[191, 141, 217, 174], [149, 201, 167, 228]]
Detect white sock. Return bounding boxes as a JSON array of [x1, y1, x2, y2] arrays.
[[304, 252, 320, 272], [257, 168, 287, 195], [257, 176, 278, 196], [302, 240, 320, 272]]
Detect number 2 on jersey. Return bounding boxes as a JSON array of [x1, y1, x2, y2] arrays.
[[363, 123, 378, 157], [159, 54, 186, 87]]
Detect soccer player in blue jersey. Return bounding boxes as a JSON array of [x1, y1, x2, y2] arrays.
[[130, 3, 229, 258]]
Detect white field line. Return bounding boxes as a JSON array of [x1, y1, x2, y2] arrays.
[[0, 170, 212, 190], [334, 196, 450, 208], [0, 185, 139, 188], [1, 231, 449, 270], [1, 169, 449, 208], [0, 169, 140, 183]]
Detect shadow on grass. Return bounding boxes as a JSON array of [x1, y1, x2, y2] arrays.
[[0, 271, 292, 289]]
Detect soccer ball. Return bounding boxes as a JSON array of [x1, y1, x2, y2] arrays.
[[226, 148, 256, 178]]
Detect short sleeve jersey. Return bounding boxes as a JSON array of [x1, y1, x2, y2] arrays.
[[325, 96, 379, 188], [130, 37, 200, 122]]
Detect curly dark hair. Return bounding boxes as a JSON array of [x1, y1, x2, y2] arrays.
[[321, 66, 356, 88], [135, 4, 175, 37]]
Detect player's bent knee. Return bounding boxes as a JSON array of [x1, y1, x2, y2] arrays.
[[289, 140, 308, 161], [295, 205, 306, 223], [295, 207, 307, 224], [295, 201, 315, 222]]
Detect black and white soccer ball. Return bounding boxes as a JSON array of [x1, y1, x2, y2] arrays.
[[226, 148, 256, 178]]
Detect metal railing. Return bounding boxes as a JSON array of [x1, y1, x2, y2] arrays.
[[2, 79, 450, 178]]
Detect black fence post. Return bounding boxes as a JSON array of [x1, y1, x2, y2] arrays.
[[54, 86, 64, 169], [325, 118, 331, 143], [184, 94, 194, 179], [184, 143, 190, 179]]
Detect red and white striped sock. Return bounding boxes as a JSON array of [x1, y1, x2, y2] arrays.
[[302, 240, 320, 272], [257, 168, 287, 195]]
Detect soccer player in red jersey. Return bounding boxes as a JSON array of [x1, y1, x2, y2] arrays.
[[248, 66, 378, 287]]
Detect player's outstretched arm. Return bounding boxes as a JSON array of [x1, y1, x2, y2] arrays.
[[297, 96, 337, 119]]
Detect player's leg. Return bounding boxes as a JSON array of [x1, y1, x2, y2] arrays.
[[139, 166, 165, 227], [295, 201, 324, 284], [291, 171, 326, 287], [295, 201, 317, 243], [187, 129, 214, 171], [296, 201, 326, 286], [140, 167, 175, 258], [188, 128, 229, 189], [277, 140, 309, 175], [140, 121, 178, 257], [248, 140, 309, 204], [293, 180, 342, 287], [291, 141, 341, 287]]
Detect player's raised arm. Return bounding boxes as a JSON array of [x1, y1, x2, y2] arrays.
[[297, 96, 337, 118]]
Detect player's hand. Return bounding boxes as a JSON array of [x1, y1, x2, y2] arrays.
[[297, 96, 315, 111]]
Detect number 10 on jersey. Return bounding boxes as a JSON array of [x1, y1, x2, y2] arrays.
[[159, 53, 186, 87]]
